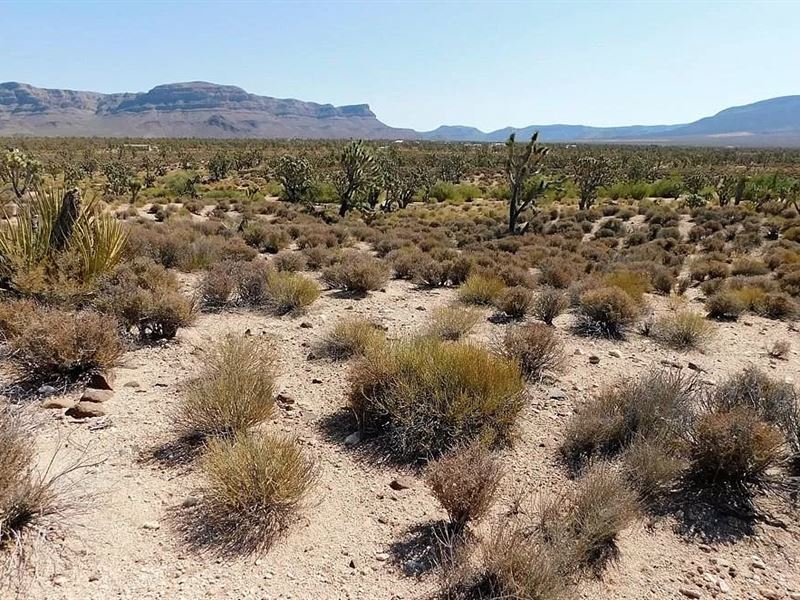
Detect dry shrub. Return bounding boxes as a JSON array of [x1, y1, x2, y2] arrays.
[[322, 252, 389, 294], [233, 260, 274, 305], [499, 323, 564, 381], [731, 257, 769, 276], [538, 257, 576, 289], [561, 369, 694, 465], [389, 248, 424, 280], [494, 286, 533, 319], [759, 292, 798, 320], [575, 285, 639, 338], [653, 310, 715, 350], [426, 443, 502, 529], [349, 337, 526, 460], [316, 318, 385, 360], [427, 306, 481, 341], [186, 432, 316, 555], [413, 257, 452, 288], [272, 250, 308, 273], [621, 437, 686, 499], [176, 335, 277, 437], [768, 340, 791, 359], [264, 271, 320, 314], [3, 305, 122, 379], [458, 273, 506, 306], [532, 287, 568, 325], [604, 270, 649, 304], [688, 409, 785, 490], [200, 263, 236, 308], [706, 290, 745, 321]]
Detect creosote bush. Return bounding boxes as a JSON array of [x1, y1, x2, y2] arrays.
[[494, 285, 533, 319], [316, 318, 385, 360], [575, 285, 639, 338], [0, 301, 122, 380], [653, 310, 715, 350], [499, 323, 564, 381], [426, 443, 503, 530], [349, 337, 526, 460], [176, 335, 277, 437], [458, 273, 506, 306], [321, 252, 389, 295], [426, 306, 481, 341], [191, 432, 317, 554]]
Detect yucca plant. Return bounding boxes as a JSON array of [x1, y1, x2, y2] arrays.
[[0, 186, 127, 288]]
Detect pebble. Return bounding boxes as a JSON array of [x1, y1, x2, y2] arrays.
[[589, 355, 600, 365], [679, 587, 701, 598], [375, 553, 389, 562], [142, 521, 161, 530], [389, 477, 414, 491], [609, 350, 621, 358], [344, 431, 362, 447], [38, 385, 57, 396]]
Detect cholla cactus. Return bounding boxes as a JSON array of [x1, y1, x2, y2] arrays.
[[505, 132, 549, 234], [335, 140, 379, 216]]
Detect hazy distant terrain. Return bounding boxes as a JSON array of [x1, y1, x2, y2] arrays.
[[2, 81, 800, 146]]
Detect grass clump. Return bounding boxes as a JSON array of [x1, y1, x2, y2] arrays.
[[315, 318, 385, 360], [575, 285, 639, 338], [176, 335, 277, 438], [532, 287, 568, 325], [426, 443, 502, 531], [349, 337, 526, 460], [426, 306, 481, 341], [264, 271, 320, 315], [185, 432, 316, 555], [458, 273, 506, 306], [493, 286, 533, 319], [652, 310, 715, 350], [706, 290, 745, 321], [499, 323, 564, 381], [321, 252, 389, 295]]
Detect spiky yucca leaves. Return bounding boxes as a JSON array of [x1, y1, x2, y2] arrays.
[[336, 140, 380, 216], [0, 186, 127, 289]]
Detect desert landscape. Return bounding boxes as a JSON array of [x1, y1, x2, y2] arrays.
[[0, 134, 799, 600]]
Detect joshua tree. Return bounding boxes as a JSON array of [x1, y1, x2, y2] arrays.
[[570, 155, 613, 210], [208, 152, 231, 181], [0, 149, 42, 199], [335, 140, 379, 216], [504, 132, 548, 234], [275, 155, 314, 203]]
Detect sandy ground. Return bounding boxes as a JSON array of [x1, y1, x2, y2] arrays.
[[7, 274, 800, 600]]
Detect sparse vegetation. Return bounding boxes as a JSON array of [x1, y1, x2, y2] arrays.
[[426, 306, 481, 341]]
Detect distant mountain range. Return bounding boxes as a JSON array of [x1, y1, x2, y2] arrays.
[[2, 81, 800, 146]]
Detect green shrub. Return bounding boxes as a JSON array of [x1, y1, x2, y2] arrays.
[[349, 337, 526, 460], [458, 273, 506, 306], [494, 286, 534, 319]]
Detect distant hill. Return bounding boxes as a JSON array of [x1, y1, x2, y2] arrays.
[[1, 81, 799, 146]]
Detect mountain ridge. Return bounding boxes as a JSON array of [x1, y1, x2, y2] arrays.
[[1, 81, 799, 146]]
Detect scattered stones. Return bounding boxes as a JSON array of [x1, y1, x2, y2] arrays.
[[344, 431, 363, 447], [42, 397, 77, 410], [389, 477, 414, 491], [588, 355, 600, 365], [66, 401, 108, 419], [80, 388, 114, 404], [87, 370, 115, 390]]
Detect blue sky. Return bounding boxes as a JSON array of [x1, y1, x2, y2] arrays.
[[2, 1, 799, 132]]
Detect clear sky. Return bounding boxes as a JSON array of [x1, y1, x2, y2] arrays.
[[2, 0, 799, 132]]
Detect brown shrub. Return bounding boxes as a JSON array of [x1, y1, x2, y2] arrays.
[[322, 252, 389, 294], [532, 287, 568, 325], [621, 437, 686, 499], [272, 250, 308, 273], [575, 286, 639, 338], [705, 290, 745, 321], [426, 443, 503, 529], [494, 286, 534, 319], [201, 264, 237, 308], [499, 323, 564, 381], [316, 318, 385, 360], [653, 310, 715, 350], [426, 306, 481, 341]]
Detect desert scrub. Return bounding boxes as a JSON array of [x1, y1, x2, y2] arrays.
[[200, 262, 237, 308], [176, 335, 277, 437], [652, 310, 715, 350], [494, 285, 534, 319], [499, 323, 564, 381], [272, 250, 308, 273], [0, 302, 122, 380], [321, 252, 389, 294], [426, 305, 481, 341], [532, 286, 568, 325], [315, 318, 385, 360], [185, 432, 316, 555], [349, 337, 526, 460], [705, 290, 745, 320], [575, 285, 639, 338], [458, 273, 506, 306], [426, 443, 502, 531], [264, 271, 320, 315], [621, 437, 687, 499]]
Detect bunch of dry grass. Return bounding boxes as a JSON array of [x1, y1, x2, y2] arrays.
[[349, 337, 526, 460], [653, 310, 715, 350], [494, 286, 534, 319], [499, 323, 564, 381], [1, 303, 122, 380], [621, 437, 687, 499], [200, 264, 237, 308], [705, 290, 745, 321], [426, 444, 503, 530], [426, 306, 481, 341], [181, 432, 316, 555], [264, 271, 320, 315], [575, 286, 639, 338], [315, 318, 385, 360], [321, 252, 389, 294], [458, 273, 506, 306], [532, 287, 568, 325], [175, 335, 277, 437]]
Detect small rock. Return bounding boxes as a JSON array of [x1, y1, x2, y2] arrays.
[[42, 397, 77, 410], [87, 370, 115, 390], [344, 431, 363, 447], [660, 359, 682, 369], [751, 557, 766, 570], [348, 559, 357, 569], [181, 496, 200, 508], [415, 306, 426, 311], [548, 388, 567, 400], [38, 384, 58, 396], [679, 588, 702, 599], [123, 381, 141, 388], [609, 350, 621, 358], [717, 579, 730, 593], [300, 322, 313, 329], [389, 477, 414, 491], [311, 378, 323, 384], [687, 362, 705, 372], [52, 574, 68, 586], [375, 553, 389, 562], [80, 388, 114, 403], [142, 521, 161, 530], [88, 572, 101, 582], [573, 348, 583, 355], [244, 328, 252, 336], [276, 393, 296, 405], [66, 401, 107, 418], [759, 589, 781, 600], [588, 355, 600, 365]]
